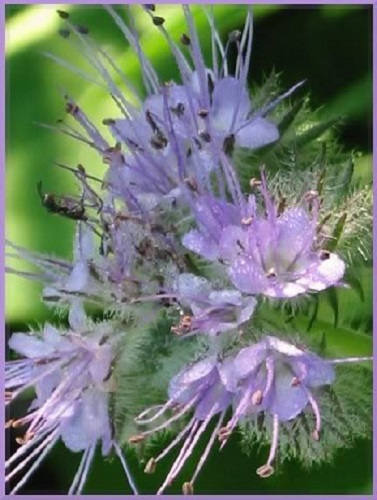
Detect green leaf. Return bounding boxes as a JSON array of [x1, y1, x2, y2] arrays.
[[326, 288, 339, 327], [278, 97, 305, 136], [325, 212, 347, 252], [294, 118, 339, 147]]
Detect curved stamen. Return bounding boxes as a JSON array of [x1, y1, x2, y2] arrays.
[[330, 356, 373, 364], [154, 415, 196, 464], [8, 429, 60, 494], [256, 413, 279, 478], [190, 410, 226, 487], [307, 391, 321, 441], [157, 420, 199, 495]]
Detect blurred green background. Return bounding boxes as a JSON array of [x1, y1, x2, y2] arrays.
[[5, 4, 372, 495]]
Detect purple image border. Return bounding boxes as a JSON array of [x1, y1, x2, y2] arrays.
[[1, 0, 375, 499]]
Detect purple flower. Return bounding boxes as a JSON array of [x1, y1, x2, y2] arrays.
[[5, 319, 137, 495], [131, 355, 235, 494], [183, 174, 345, 298], [132, 337, 371, 491], [53, 6, 303, 213], [173, 273, 256, 336], [219, 336, 372, 478]]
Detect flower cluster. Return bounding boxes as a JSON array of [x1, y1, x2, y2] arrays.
[[6, 309, 137, 495], [132, 336, 371, 493], [6, 4, 372, 496]]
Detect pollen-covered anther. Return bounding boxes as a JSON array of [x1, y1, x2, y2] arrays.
[[256, 464, 274, 478], [128, 434, 145, 444], [16, 431, 35, 445], [218, 426, 231, 442], [180, 33, 191, 45], [241, 216, 253, 226], [266, 268, 277, 279], [11, 418, 26, 428], [249, 177, 262, 189], [5, 419, 14, 429], [144, 457, 156, 474], [182, 481, 194, 494], [251, 389, 263, 405], [152, 16, 165, 26]]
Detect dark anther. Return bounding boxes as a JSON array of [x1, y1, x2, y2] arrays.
[[207, 73, 214, 96], [193, 137, 202, 150], [76, 25, 89, 35], [57, 9, 70, 19], [58, 29, 70, 39], [236, 239, 245, 250], [229, 29, 241, 43], [180, 33, 191, 45], [320, 250, 331, 260], [152, 16, 165, 26], [150, 136, 168, 150], [199, 131, 211, 143], [144, 4, 156, 11], [198, 109, 209, 118], [65, 102, 79, 115], [186, 147, 192, 158], [170, 102, 185, 116], [102, 118, 116, 126], [145, 110, 159, 133], [266, 268, 277, 278], [223, 134, 235, 155], [184, 177, 198, 192]]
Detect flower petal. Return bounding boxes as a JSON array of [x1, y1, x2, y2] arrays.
[[9, 333, 56, 358], [236, 117, 279, 149]]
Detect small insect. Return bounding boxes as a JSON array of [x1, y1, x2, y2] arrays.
[[37, 182, 87, 221]]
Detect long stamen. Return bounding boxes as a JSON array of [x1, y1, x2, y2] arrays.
[[6, 428, 58, 481], [256, 413, 279, 478], [75, 444, 96, 495], [263, 356, 275, 397], [330, 356, 373, 364], [190, 410, 226, 487], [68, 446, 90, 495], [307, 391, 321, 441], [141, 394, 199, 437], [167, 407, 217, 486], [113, 441, 139, 495], [219, 387, 253, 451], [8, 430, 59, 494], [105, 5, 159, 94], [157, 420, 199, 495], [154, 416, 196, 464]]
